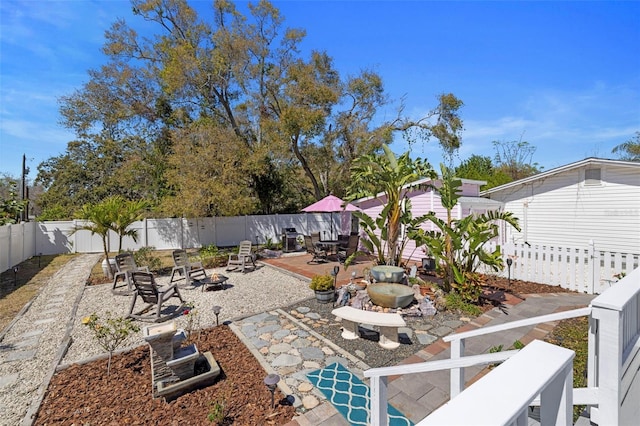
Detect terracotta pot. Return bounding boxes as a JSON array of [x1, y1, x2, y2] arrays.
[[419, 286, 435, 297]]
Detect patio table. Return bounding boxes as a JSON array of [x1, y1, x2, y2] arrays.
[[318, 240, 340, 256]]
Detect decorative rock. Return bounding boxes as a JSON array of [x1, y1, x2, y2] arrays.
[[355, 350, 366, 359], [296, 307, 311, 314], [294, 330, 310, 337], [283, 335, 298, 344], [460, 317, 472, 322], [305, 312, 321, 320], [298, 382, 314, 393], [259, 347, 269, 355], [303, 361, 321, 369], [302, 395, 319, 410], [259, 333, 272, 341], [432, 325, 454, 336], [321, 346, 334, 355]]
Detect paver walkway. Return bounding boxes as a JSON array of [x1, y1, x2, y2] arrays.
[[0, 254, 101, 426]]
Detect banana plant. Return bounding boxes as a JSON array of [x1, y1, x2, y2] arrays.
[[412, 164, 521, 298]]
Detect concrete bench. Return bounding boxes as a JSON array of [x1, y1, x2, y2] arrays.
[[332, 306, 406, 349]]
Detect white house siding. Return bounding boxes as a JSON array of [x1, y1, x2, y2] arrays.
[[484, 163, 640, 255]]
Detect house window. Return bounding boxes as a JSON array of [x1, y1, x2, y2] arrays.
[[584, 168, 602, 186]]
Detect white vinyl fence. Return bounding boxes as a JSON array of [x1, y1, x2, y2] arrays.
[[485, 241, 640, 295], [0, 213, 349, 273]]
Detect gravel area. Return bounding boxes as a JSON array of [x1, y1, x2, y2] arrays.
[[63, 264, 315, 365], [0, 256, 314, 426], [280, 299, 467, 369]]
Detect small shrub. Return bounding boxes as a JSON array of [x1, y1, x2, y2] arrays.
[[512, 340, 525, 350], [198, 245, 227, 268], [309, 274, 334, 291], [182, 302, 201, 345], [82, 312, 140, 376], [445, 291, 482, 316], [207, 399, 226, 423], [133, 246, 162, 272], [451, 272, 482, 303]]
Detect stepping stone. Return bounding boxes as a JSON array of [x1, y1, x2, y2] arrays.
[[292, 339, 310, 349], [273, 329, 290, 340], [249, 337, 269, 349], [296, 307, 311, 314], [294, 330, 309, 337], [256, 324, 281, 335], [302, 395, 319, 409], [272, 354, 302, 367], [299, 347, 324, 360], [305, 312, 321, 320], [19, 330, 44, 338], [0, 373, 19, 389], [241, 325, 257, 337], [416, 333, 437, 345], [5, 349, 37, 362], [431, 325, 454, 336], [269, 343, 292, 354], [14, 337, 39, 349]]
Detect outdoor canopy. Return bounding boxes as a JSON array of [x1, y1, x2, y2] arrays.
[[301, 195, 359, 240]]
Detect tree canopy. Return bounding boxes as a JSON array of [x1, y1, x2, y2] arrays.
[[34, 0, 464, 219]]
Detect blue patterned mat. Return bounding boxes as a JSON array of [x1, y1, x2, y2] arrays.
[[307, 362, 413, 426]]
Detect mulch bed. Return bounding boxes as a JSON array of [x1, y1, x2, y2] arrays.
[[34, 326, 295, 425]]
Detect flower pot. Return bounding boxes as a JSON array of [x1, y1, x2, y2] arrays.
[[419, 286, 435, 297], [101, 258, 116, 277], [314, 289, 335, 304]]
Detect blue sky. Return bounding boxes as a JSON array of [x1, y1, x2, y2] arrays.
[[1, 1, 639, 179]]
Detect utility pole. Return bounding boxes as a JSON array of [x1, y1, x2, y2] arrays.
[[20, 154, 28, 222]]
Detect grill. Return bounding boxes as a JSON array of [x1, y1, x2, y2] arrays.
[[281, 227, 301, 252]]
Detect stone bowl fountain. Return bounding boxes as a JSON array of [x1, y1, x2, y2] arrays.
[[370, 265, 405, 283], [367, 265, 414, 308], [367, 283, 415, 308]]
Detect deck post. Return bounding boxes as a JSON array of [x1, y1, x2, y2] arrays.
[[450, 338, 465, 397], [369, 375, 388, 426]]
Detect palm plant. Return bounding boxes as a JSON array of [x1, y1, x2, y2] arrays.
[[348, 144, 435, 265], [72, 197, 120, 278], [111, 197, 148, 252], [412, 164, 521, 299]]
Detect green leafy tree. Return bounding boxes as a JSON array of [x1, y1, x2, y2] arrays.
[[348, 144, 435, 265], [493, 139, 541, 180], [454, 155, 512, 190], [412, 164, 521, 299], [612, 131, 640, 161], [0, 180, 28, 225]]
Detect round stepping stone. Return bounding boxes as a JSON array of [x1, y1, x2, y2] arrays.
[[296, 307, 311, 313], [298, 382, 313, 393], [302, 395, 319, 409]]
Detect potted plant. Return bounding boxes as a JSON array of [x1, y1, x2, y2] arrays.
[[309, 274, 335, 304]]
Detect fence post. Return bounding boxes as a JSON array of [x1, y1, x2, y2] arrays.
[[589, 240, 596, 294]]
